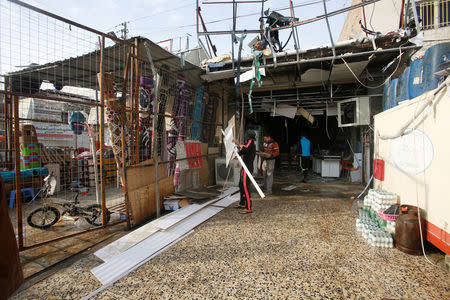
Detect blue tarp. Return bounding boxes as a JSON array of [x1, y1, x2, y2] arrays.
[[0, 167, 49, 183]]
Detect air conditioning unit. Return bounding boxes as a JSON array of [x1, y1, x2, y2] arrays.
[[337, 96, 370, 127], [215, 157, 241, 186]]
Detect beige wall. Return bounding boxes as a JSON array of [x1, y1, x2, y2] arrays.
[[373, 84, 450, 232], [339, 0, 400, 41]]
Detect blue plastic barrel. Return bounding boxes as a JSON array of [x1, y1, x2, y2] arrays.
[[397, 66, 410, 103], [388, 78, 398, 110], [382, 81, 390, 111], [408, 58, 424, 99], [382, 78, 398, 111], [422, 42, 450, 92]]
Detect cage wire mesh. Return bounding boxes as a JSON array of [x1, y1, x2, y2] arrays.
[[1, 0, 222, 248], [0, 0, 135, 247]]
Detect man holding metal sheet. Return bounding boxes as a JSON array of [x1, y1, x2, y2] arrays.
[[232, 130, 256, 214], [261, 133, 279, 195]]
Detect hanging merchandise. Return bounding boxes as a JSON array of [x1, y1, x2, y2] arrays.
[[98, 73, 129, 178], [201, 93, 217, 144], [191, 86, 204, 140], [69, 111, 86, 135], [19, 124, 41, 169], [156, 89, 169, 156], [167, 76, 188, 177], [139, 76, 154, 155], [248, 50, 264, 114]]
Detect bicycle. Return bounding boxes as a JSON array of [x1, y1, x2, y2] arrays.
[[26, 173, 111, 229]]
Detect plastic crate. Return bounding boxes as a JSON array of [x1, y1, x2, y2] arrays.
[[378, 210, 399, 221]]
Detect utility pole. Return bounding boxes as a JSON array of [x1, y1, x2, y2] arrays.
[[119, 22, 129, 40]]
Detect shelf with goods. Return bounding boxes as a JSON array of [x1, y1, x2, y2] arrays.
[[78, 157, 118, 187]]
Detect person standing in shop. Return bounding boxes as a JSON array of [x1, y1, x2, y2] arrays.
[[233, 130, 256, 214], [297, 133, 311, 182], [262, 133, 279, 195]]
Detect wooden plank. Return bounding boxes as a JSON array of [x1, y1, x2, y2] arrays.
[[126, 159, 167, 192], [128, 176, 175, 226], [199, 159, 211, 186], [201, 143, 208, 157], [208, 147, 219, 155]]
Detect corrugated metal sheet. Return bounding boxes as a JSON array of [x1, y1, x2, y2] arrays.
[[151, 204, 203, 230], [94, 187, 238, 261], [91, 206, 223, 285], [212, 193, 240, 208], [94, 224, 160, 262]]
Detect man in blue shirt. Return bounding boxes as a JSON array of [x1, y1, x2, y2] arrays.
[[297, 134, 311, 182]]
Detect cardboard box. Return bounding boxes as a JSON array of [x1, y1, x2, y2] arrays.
[[163, 198, 190, 211]]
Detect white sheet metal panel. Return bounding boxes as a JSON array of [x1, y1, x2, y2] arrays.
[[94, 187, 238, 261], [91, 206, 224, 285], [83, 231, 194, 300], [212, 193, 240, 207], [153, 187, 238, 230], [198, 187, 239, 207], [91, 231, 181, 285], [151, 204, 203, 230], [330, 61, 368, 82], [94, 224, 160, 262]]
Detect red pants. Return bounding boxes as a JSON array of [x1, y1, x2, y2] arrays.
[[239, 169, 252, 210]]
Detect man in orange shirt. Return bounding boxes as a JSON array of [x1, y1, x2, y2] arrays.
[[262, 133, 279, 195]]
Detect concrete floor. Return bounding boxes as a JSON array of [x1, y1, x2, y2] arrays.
[[11, 174, 450, 299]]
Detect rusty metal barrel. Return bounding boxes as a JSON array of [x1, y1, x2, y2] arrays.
[[395, 205, 425, 255]]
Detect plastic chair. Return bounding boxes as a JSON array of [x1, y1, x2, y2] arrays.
[[8, 188, 36, 209]]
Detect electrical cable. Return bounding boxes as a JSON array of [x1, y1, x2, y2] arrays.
[[356, 174, 373, 199], [413, 121, 437, 266], [280, 31, 293, 51], [341, 41, 408, 89]]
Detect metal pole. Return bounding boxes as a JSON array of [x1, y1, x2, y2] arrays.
[[289, 0, 301, 64], [152, 76, 162, 218], [410, 0, 422, 35], [221, 87, 225, 157], [196, 0, 200, 41], [322, 0, 336, 58], [119, 50, 132, 229], [143, 41, 162, 218], [13, 95, 23, 250], [99, 36, 107, 226]]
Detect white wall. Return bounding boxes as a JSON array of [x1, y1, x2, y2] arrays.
[[373, 84, 450, 233]]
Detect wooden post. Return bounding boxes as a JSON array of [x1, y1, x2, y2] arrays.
[[99, 36, 107, 225], [13, 95, 23, 250], [134, 38, 140, 164], [129, 44, 135, 165], [120, 51, 132, 229], [3, 92, 8, 169], [7, 78, 14, 169]]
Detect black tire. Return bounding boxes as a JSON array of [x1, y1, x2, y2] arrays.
[[27, 206, 60, 229], [84, 204, 110, 226]]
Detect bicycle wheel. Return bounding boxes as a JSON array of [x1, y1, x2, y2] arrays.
[[84, 204, 110, 226], [27, 206, 60, 229]]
